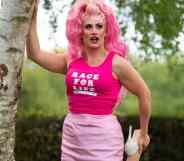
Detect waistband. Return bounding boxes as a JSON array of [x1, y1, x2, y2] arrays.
[[66, 112, 117, 125]]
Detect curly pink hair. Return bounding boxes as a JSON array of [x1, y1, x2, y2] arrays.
[[66, 0, 128, 62]]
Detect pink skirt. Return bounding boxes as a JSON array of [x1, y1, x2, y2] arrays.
[[61, 113, 124, 161]]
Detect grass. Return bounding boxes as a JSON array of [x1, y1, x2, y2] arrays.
[[17, 60, 184, 119]]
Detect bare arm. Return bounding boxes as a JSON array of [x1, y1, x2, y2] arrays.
[[113, 55, 151, 153], [26, 1, 67, 74]]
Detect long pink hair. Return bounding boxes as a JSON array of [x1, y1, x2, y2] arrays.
[[66, 0, 128, 106], [66, 0, 128, 62]]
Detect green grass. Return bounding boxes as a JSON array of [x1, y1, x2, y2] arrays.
[[115, 61, 184, 119], [17, 60, 184, 119], [18, 62, 68, 117]]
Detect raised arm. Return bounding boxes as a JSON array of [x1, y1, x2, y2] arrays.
[[26, 1, 67, 74], [113, 55, 151, 154]]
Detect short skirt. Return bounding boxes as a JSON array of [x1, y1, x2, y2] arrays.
[[61, 112, 124, 161]]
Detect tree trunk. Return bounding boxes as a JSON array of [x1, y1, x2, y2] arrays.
[[0, 0, 34, 160]]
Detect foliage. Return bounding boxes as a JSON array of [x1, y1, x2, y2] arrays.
[[114, 0, 184, 59], [15, 116, 184, 161], [115, 58, 184, 119], [19, 58, 184, 118], [16, 58, 184, 160], [41, 0, 72, 34], [15, 117, 62, 161], [166, 53, 184, 81], [41, 0, 184, 59], [18, 61, 68, 117]]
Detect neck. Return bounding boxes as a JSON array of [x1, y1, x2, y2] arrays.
[[84, 46, 106, 59], [83, 47, 107, 66]]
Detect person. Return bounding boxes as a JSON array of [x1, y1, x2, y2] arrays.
[[26, 0, 151, 161]]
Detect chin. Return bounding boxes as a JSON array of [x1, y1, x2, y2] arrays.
[[88, 43, 101, 49]]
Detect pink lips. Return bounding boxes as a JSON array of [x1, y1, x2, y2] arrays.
[[90, 36, 99, 43]]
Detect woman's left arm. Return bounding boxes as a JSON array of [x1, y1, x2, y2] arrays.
[[113, 55, 151, 152]]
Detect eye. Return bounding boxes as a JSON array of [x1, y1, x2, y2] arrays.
[[84, 24, 92, 29], [96, 24, 103, 29]]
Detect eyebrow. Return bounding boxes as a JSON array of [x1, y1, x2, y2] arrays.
[[84, 22, 104, 25]]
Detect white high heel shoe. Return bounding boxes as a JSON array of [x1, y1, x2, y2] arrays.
[[125, 125, 139, 156]]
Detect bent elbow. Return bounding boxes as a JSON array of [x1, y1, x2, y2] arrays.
[[138, 86, 151, 101], [145, 87, 151, 102], [143, 87, 152, 112]]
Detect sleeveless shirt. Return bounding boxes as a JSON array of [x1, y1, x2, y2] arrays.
[[65, 51, 121, 115]]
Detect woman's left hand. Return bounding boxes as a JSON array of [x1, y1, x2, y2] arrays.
[[137, 132, 150, 153], [132, 129, 150, 153]]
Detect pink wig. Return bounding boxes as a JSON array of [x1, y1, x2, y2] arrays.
[[66, 0, 128, 62]]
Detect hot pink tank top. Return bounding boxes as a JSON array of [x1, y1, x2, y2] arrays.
[[65, 51, 121, 115]]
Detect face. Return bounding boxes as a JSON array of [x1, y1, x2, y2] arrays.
[[82, 14, 106, 49]]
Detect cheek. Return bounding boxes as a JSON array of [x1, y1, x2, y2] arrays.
[[82, 31, 90, 40], [100, 27, 106, 37], [100, 31, 106, 40], [82, 34, 87, 41], [82, 33, 90, 44], [81, 28, 86, 36]]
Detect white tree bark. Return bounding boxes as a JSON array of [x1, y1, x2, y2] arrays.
[[0, 0, 34, 160]]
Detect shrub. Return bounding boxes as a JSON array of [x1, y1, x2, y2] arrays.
[[15, 115, 184, 161]]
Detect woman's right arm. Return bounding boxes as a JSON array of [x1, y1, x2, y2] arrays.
[[26, 3, 67, 74]]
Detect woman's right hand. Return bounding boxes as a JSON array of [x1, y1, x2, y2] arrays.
[[31, 0, 38, 22], [26, 0, 39, 60]]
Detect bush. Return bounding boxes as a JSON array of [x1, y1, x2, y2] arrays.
[[15, 116, 184, 161]]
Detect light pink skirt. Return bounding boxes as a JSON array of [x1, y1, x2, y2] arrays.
[[61, 113, 124, 161]]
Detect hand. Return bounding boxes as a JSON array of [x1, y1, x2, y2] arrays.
[[137, 132, 150, 153], [125, 129, 149, 161], [126, 152, 141, 161], [31, 0, 39, 21], [27, 0, 38, 36]]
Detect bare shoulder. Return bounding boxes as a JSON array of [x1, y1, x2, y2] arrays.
[[62, 52, 70, 67], [59, 52, 68, 63], [113, 54, 127, 64], [112, 54, 150, 97], [112, 54, 130, 74]]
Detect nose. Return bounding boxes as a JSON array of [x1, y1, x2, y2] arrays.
[[91, 27, 98, 35]]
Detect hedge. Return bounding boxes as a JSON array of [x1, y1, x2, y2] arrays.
[[15, 115, 184, 161]]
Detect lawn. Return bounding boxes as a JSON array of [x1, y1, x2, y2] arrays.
[[17, 60, 184, 119]]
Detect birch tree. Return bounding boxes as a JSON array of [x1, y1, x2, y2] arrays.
[[0, 0, 34, 160]]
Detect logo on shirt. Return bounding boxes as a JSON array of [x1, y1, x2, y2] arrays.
[[71, 72, 99, 96]]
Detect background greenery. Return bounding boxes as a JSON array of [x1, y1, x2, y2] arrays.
[[15, 55, 184, 161], [15, 116, 184, 161], [17, 56, 184, 118], [42, 0, 184, 60]]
